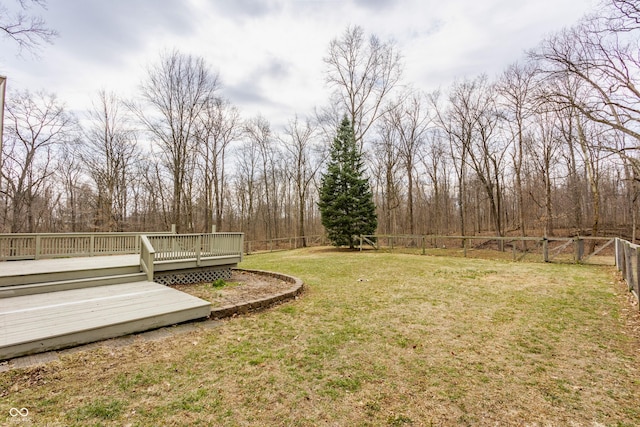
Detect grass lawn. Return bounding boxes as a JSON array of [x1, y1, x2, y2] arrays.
[[2, 247, 640, 426]]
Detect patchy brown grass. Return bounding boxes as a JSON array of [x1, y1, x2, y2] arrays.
[[2, 248, 640, 426]]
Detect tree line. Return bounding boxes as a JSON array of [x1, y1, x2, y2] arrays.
[[1, 0, 639, 245]]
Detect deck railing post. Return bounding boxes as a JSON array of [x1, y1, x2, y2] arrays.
[[208, 233, 214, 255], [196, 234, 202, 266], [35, 235, 41, 260], [140, 235, 155, 282], [90, 235, 95, 257]]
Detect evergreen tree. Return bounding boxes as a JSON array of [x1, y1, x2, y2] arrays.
[[319, 116, 377, 248]]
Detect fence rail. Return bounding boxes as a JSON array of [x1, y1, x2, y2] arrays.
[[359, 234, 616, 264], [0, 232, 174, 261], [244, 235, 325, 254]]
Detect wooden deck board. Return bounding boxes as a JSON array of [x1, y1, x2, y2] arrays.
[[1, 280, 158, 310], [2, 293, 203, 336], [0, 254, 140, 277], [0, 281, 211, 359], [0, 255, 142, 288]]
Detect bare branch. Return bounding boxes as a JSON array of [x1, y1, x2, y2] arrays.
[[0, 0, 57, 52]]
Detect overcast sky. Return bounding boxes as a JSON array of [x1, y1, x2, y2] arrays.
[[1, 0, 599, 130]]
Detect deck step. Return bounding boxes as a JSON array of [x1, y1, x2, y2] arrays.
[[0, 255, 141, 287], [0, 272, 147, 298], [0, 265, 142, 287], [0, 281, 212, 360]]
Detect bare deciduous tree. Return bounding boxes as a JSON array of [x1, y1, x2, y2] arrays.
[[1, 90, 75, 232], [82, 90, 139, 231], [281, 115, 323, 246], [57, 140, 92, 232], [372, 114, 401, 234], [131, 50, 220, 232], [432, 84, 473, 239], [497, 62, 536, 244], [385, 91, 431, 234], [531, 13, 640, 177], [196, 97, 241, 232], [244, 116, 281, 240], [234, 138, 261, 240], [324, 25, 402, 150]]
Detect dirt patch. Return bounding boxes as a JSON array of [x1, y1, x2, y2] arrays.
[[170, 269, 299, 309]]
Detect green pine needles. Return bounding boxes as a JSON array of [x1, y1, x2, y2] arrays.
[[318, 116, 377, 249]]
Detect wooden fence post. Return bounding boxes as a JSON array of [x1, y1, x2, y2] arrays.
[[463, 238, 467, 257], [574, 237, 584, 263], [625, 242, 633, 291], [634, 247, 640, 306], [622, 241, 629, 284], [542, 238, 549, 263], [617, 238, 625, 271]]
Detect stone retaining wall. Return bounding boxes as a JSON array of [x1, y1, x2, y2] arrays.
[[210, 268, 304, 319]]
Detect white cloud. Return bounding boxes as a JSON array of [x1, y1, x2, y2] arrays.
[[0, 0, 600, 129]]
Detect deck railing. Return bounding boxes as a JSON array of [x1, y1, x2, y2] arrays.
[[0, 232, 174, 261], [139, 233, 243, 282], [147, 233, 244, 262], [140, 235, 156, 281]]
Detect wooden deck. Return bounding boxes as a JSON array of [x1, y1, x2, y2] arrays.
[[0, 281, 211, 360], [0, 254, 231, 360]]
